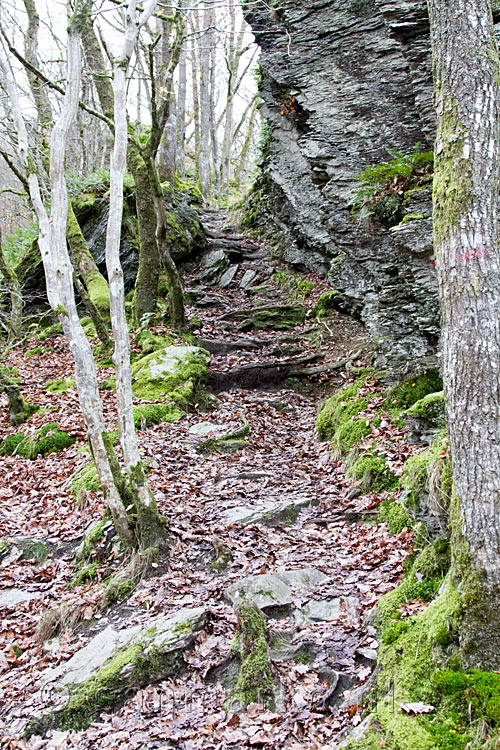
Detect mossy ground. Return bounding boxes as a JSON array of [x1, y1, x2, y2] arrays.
[[0, 423, 75, 459], [347, 453, 399, 493], [46, 378, 76, 394], [133, 403, 183, 430]]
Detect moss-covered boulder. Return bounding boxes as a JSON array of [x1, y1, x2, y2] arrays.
[[230, 603, 275, 710], [311, 290, 341, 319], [0, 423, 75, 459], [130, 345, 210, 405], [316, 378, 381, 455], [404, 390, 445, 445], [28, 607, 206, 735]]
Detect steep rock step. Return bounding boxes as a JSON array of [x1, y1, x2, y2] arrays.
[[27, 608, 206, 736]]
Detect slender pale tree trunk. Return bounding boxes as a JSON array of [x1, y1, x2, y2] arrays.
[[0, 13, 132, 543], [428, 0, 500, 669], [175, 41, 187, 174], [107, 0, 165, 547], [22, 0, 110, 324]]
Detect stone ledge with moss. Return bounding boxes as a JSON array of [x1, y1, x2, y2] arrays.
[[27, 607, 206, 736], [130, 345, 210, 405]]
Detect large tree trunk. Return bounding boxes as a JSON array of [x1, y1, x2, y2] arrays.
[[429, 0, 500, 669]]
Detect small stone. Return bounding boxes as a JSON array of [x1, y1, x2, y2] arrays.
[[219, 265, 239, 288], [239, 269, 258, 289], [0, 589, 40, 607]]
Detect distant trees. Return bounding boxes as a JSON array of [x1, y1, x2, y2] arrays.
[[428, 0, 500, 668], [0, 0, 259, 545]]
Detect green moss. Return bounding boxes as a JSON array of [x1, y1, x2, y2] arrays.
[[134, 331, 175, 355], [0, 423, 75, 459], [0, 432, 27, 456], [71, 462, 101, 499], [0, 540, 9, 559], [312, 290, 341, 319], [133, 403, 184, 430], [80, 317, 96, 337], [352, 144, 433, 226], [75, 519, 106, 565], [334, 417, 376, 455], [130, 347, 210, 405], [316, 379, 370, 442], [36, 322, 63, 341], [377, 539, 451, 632], [385, 370, 443, 410], [379, 496, 415, 535], [70, 562, 98, 589], [399, 212, 425, 224], [25, 347, 44, 357], [432, 96, 473, 246], [351, 580, 465, 750], [294, 644, 316, 664], [232, 603, 274, 709], [347, 453, 399, 493], [105, 577, 136, 603], [406, 390, 445, 429], [86, 272, 110, 321], [18, 538, 50, 562], [46, 378, 76, 394]]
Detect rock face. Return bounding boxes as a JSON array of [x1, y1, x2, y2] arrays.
[[244, 0, 440, 370]]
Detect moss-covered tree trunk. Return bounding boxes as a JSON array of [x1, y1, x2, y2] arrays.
[[429, 0, 500, 669], [128, 144, 161, 326]]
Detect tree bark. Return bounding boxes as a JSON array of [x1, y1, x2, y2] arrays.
[[428, 0, 500, 669]]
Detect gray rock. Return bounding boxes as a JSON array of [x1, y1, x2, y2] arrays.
[[188, 421, 226, 438], [130, 345, 210, 401], [239, 269, 258, 289], [31, 608, 206, 734], [223, 495, 317, 526], [225, 569, 327, 615], [294, 596, 360, 625], [201, 249, 229, 284], [356, 647, 378, 661], [0, 588, 41, 607], [244, 0, 440, 371], [330, 715, 373, 749], [219, 264, 239, 288]]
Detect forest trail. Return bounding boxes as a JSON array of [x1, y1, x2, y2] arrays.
[[0, 212, 416, 749]]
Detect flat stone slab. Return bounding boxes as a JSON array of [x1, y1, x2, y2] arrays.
[[224, 496, 318, 526], [188, 421, 227, 438], [225, 569, 327, 614], [31, 608, 206, 735], [219, 265, 238, 288], [294, 596, 360, 625], [0, 588, 41, 607]]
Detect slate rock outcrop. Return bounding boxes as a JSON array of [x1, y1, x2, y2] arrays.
[[244, 0, 439, 371]]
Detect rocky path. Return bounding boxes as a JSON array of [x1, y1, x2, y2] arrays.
[[0, 211, 415, 749]]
